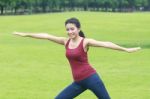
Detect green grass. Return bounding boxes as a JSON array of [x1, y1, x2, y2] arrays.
[[0, 12, 150, 99]]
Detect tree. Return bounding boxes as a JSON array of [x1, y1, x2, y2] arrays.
[[118, 0, 129, 11], [0, 0, 10, 14]]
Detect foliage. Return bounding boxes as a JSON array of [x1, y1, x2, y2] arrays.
[[0, 0, 150, 14]]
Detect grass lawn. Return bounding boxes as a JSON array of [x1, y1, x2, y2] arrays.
[[0, 12, 150, 99]]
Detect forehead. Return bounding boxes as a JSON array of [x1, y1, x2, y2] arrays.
[[66, 23, 76, 28]]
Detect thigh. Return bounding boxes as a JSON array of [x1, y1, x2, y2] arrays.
[[55, 82, 86, 99], [86, 74, 110, 99]]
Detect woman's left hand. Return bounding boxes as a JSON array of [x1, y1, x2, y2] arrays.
[[126, 47, 141, 53]]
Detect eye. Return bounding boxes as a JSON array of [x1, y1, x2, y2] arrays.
[[70, 28, 74, 31], [66, 28, 69, 31]]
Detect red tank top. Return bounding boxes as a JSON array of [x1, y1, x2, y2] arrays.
[[65, 38, 96, 82]]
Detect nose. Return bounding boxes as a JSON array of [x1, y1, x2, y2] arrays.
[[68, 30, 72, 34]]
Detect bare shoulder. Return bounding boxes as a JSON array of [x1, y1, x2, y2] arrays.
[[64, 38, 70, 45], [83, 38, 105, 47], [83, 38, 96, 52], [83, 38, 91, 49], [83, 38, 95, 45], [83, 38, 90, 45]]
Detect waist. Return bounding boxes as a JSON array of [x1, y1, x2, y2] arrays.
[[71, 65, 96, 82]]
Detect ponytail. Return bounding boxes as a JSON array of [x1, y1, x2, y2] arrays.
[[79, 30, 85, 38]]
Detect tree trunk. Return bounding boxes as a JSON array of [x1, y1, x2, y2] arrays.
[[0, 6, 4, 14]]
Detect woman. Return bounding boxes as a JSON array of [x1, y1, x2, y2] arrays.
[[13, 18, 141, 99]]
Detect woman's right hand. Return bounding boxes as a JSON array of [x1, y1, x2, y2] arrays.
[[125, 47, 141, 53], [13, 32, 28, 37]]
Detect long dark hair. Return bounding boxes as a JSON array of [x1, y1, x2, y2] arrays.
[[65, 18, 85, 38]]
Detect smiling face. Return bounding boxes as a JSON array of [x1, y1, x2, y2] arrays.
[[66, 23, 80, 39]]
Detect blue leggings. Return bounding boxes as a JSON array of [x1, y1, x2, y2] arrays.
[[55, 73, 110, 99]]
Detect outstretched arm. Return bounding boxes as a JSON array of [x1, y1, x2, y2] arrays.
[[13, 32, 67, 45], [86, 38, 141, 53]]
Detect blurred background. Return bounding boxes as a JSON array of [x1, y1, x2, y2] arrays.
[[0, 0, 150, 15]]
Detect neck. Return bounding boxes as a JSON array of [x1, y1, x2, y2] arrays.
[[71, 35, 81, 42]]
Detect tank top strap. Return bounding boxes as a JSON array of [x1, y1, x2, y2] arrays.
[[78, 38, 84, 47], [65, 39, 71, 48]]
